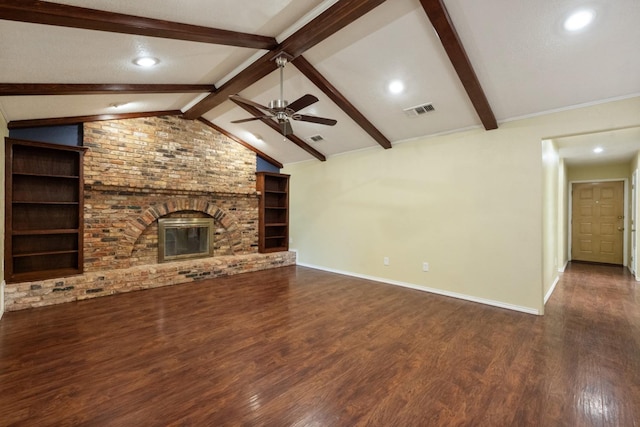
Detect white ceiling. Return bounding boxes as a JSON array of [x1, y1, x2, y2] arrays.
[[0, 0, 639, 165], [555, 127, 640, 166]]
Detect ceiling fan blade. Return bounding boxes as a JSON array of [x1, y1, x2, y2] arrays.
[[231, 116, 272, 124], [294, 114, 337, 126], [287, 94, 318, 112], [229, 94, 271, 112], [280, 120, 293, 136]]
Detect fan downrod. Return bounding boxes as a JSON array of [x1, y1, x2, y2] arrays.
[[272, 53, 290, 111]]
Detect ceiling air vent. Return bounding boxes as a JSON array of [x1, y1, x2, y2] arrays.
[[307, 134, 325, 143], [403, 102, 435, 118]]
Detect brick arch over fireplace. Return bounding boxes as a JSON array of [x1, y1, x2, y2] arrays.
[[120, 199, 243, 262]]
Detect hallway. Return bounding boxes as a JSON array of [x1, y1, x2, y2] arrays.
[[536, 262, 640, 425]]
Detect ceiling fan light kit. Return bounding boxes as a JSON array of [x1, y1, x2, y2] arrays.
[[230, 53, 337, 136]]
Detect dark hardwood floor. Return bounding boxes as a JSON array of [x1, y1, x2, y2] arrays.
[[1, 262, 639, 426]]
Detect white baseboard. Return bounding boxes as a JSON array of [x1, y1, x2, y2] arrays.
[[558, 261, 568, 272], [626, 265, 640, 281], [296, 261, 540, 315], [0, 280, 5, 320], [544, 275, 560, 304]]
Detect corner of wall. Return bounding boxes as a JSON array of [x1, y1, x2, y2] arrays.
[[542, 138, 560, 309]]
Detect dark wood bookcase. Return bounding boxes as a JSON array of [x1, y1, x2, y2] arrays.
[[256, 172, 289, 253], [5, 138, 87, 283]]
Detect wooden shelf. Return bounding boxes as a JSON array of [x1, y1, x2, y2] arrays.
[[13, 249, 79, 258], [9, 268, 82, 284], [13, 229, 80, 236], [5, 138, 87, 283], [14, 172, 80, 179], [13, 201, 80, 205], [256, 172, 289, 253]]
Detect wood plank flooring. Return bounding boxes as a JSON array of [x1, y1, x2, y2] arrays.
[[1, 262, 639, 426]]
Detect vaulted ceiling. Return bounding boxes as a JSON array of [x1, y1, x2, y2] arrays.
[[1, 0, 639, 166]]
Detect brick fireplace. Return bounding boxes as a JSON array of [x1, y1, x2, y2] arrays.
[[3, 116, 295, 311]]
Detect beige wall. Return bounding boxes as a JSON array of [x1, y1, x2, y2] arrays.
[[284, 97, 640, 315], [567, 162, 631, 181], [542, 139, 560, 301], [558, 159, 569, 270]]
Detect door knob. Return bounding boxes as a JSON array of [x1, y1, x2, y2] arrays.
[[618, 227, 624, 231]]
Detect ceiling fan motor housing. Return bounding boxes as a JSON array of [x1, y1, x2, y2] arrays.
[[268, 99, 288, 110]]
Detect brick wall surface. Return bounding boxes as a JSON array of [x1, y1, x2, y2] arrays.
[[84, 115, 256, 194], [4, 115, 292, 311]]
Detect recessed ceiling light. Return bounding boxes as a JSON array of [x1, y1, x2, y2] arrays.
[[593, 147, 604, 153], [388, 80, 405, 95], [133, 56, 160, 67], [564, 9, 595, 32]]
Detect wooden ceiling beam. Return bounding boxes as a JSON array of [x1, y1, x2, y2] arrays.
[[230, 98, 326, 162], [419, 0, 498, 130], [0, 0, 277, 50], [292, 55, 392, 150], [183, 51, 279, 119], [197, 118, 283, 169], [183, 0, 387, 119], [0, 83, 214, 96], [8, 110, 182, 129], [279, 0, 387, 59]]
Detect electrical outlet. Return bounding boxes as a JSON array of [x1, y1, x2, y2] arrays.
[[422, 262, 429, 272], [384, 257, 390, 266]]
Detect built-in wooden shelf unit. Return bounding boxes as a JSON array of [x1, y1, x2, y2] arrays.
[[5, 138, 87, 283], [256, 172, 289, 253]]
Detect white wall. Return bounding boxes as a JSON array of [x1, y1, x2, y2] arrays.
[[284, 97, 640, 315]]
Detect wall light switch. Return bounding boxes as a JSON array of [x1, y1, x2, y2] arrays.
[[422, 262, 429, 272], [384, 257, 390, 266]]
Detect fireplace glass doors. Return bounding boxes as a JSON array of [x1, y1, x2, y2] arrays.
[[158, 218, 214, 262]]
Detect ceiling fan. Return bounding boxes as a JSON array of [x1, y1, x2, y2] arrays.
[[230, 54, 337, 136]]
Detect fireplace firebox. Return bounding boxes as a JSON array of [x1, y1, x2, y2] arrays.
[[158, 218, 214, 262]]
